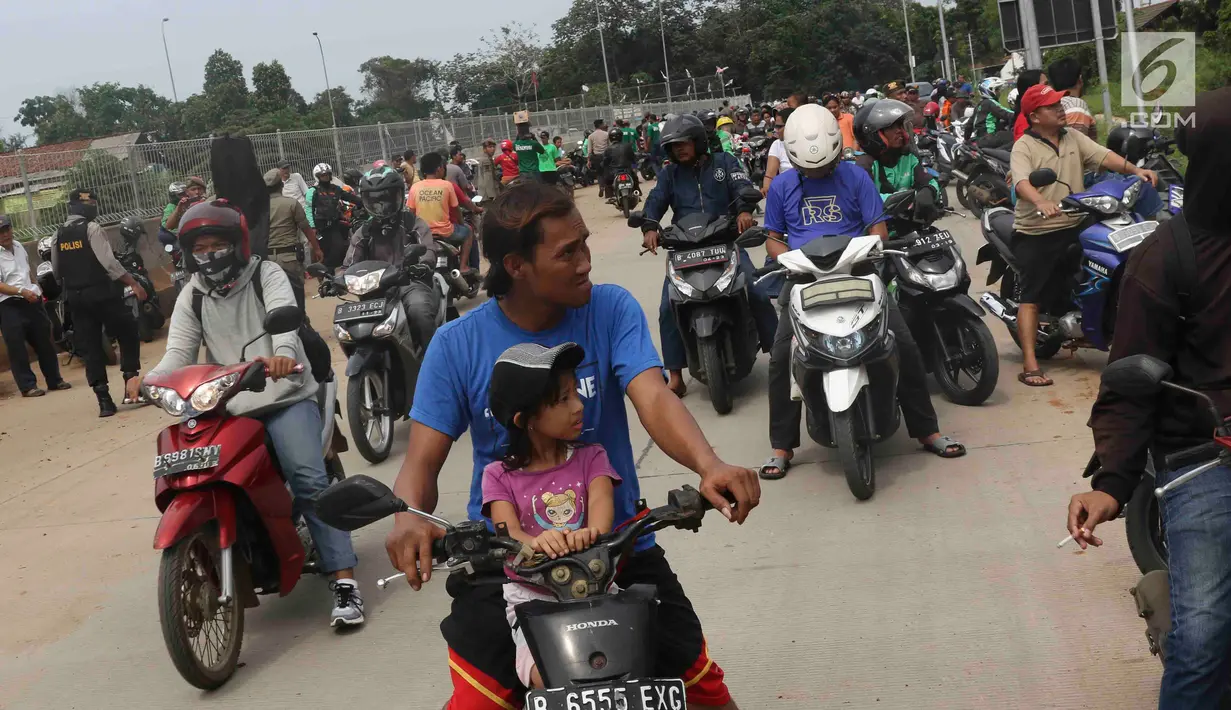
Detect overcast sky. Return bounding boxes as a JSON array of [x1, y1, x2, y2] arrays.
[[5, 0, 576, 139]]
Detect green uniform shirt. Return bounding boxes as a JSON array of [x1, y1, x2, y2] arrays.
[[718, 130, 737, 156], [538, 143, 561, 173], [161, 203, 177, 233], [646, 123, 661, 147], [870, 153, 939, 199], [514, 137, 544, 174], [621, 127, 637, 145]]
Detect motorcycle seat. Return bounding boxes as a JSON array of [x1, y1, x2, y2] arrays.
[[986, 208, 1017, 249], [982, 148, 1013, 164], [434, 233, 468, 249]]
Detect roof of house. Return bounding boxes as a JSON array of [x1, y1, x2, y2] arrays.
[[0, 139, 93, 180], [1134, 0, 1180, 29]]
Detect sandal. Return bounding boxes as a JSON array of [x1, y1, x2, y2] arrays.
[[1018, 369, 1053, 387], [759, 455, 792, 480], [922, 435, 966, 459]]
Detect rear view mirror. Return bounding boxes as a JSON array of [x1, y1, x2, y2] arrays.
[[626, 211, 645, 229], [882, 189, 915, 215], [314, 475, 407, 531], [263, 306, 303, 335], [1029, 168, 1058, 189], [736, 226, 768, 248], [405, 244, 427, 262], [306, 263, 330, 279], [1101, 354, 1173, 397]]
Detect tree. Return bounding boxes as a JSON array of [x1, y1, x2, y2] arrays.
[[308, 87, 356, 127], [1, 133, 29, 152], [356, 56, 441, 121], [252, 60, 306, 114], [454, 23, 545, 109]]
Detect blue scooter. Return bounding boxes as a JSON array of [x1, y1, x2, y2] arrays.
[[975, 167, 1160, 360]]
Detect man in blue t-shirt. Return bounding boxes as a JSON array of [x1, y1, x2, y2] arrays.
[[386, 181, 756, 709], [756, 105, 965, 481]]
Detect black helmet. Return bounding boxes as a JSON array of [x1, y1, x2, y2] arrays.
[[119, 216, 146, 248], [853, 98, 914, 158], [608, 128, 623, 142], [660, 114, 708, 161], [1106, 125, 1154, 164], [358, 166, 406, 223], [342, 167, 363, 189], [697, 109, 718, 129]]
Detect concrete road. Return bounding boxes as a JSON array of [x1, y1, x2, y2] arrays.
[[0, 186, 1158, 709]]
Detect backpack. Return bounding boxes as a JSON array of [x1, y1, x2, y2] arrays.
[[191, 265, 332, 383], [313, 186, 343, 225], [1164, 213, 1197, 319]]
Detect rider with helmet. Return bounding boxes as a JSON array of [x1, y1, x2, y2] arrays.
[[852, 99, 942, 223], [602, 127, 639, 197], [696, 109, 724, 155], [341, 168, 368, 226], [163, 176, 208, 233], [494, 139, 520, 186], [715, 116, 739, 155], [971, 78, 1015, 148], [345, 167, 441, 350], [152, 199, 365, 627], [306, 163, 363, 270], [641, 113, 777, 397], [757, 105, 965, 480]]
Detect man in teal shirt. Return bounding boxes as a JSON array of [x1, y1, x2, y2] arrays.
[[852, 100, 942, 225], [537, 130, 562, 186]]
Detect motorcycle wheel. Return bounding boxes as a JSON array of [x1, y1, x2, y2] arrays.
[[968, 174, 1006, 218], [347, 370, 393, 463], [932, 314, 999, 406], [158, 526, 244, 690], [835, 408, 875, 500], [955, 181, 973, 211], [135, 301, 154, 343], [622, 203, 630, 220], [1127, 475, 1168, 574], [698, 336, 733, 415]]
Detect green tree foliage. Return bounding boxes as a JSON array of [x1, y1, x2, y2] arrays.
[[355, 57, 442, 122], [252, 60, 307, 115]]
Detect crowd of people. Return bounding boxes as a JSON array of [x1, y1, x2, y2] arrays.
[[3, 55, 1230, 707]]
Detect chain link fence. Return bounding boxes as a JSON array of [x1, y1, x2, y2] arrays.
[[0, 95, 750, 242]]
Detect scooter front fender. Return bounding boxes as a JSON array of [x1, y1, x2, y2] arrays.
[[153, 488, 237, 550], [823, 366, 869, 413], [345, 345, 385, 377]]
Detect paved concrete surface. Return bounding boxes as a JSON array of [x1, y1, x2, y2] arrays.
[[0, 186, 1160, 709]]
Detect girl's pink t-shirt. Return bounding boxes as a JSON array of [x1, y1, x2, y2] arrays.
[[481, 445, 621, 536]]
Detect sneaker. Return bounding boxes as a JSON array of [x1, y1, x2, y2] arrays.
[[329, 579, 365, 628]]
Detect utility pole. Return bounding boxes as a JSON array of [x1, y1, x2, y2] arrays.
[[312, 32, 338, 129], [901, 0, 916, 82], [161, 18, 179, 102], [1089, 0, 1116, 127], [659, 0, 673, 109], [938, 0, 953, 81], [968, 32, 976, 79], [1019, 0, 1044, 68], [594, 0, 615, 120]]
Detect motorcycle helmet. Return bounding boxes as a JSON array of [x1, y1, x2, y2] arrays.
[[781, 104, 843, 170], [67, 188, 100, 222], [716, 116, 735, 130], [659, 113, 709, 161], [358, 166, 406, 224], [312, 162, 333, 180], [37, 236, 55, 262], [119, 216, 146, 248], [978, 78, 999, 101], [853, 98, 914, 159], [372, 159, 387, 169], [609, 128, 623, 142], [923, 101, 940, 117], [1007, 87, 1019, 107], [500, 139, 514, 152], [177, 199, 251, 293], [864, 88, 881, 99], [342, 167, 363, 189], [1107, 125, 1154, 165], [168, 181, 187, 204]]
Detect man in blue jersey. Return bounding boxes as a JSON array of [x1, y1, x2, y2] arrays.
[[384, 181, 756, 709]]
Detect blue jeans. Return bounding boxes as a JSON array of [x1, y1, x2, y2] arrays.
[[259, 398, 357, 574], [1158, 461, 1231, 709], [659, 247, 778, 371]]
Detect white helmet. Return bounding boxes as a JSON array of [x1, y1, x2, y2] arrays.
[[782, 104, 843, 170], [1007, 88, 1019, 106], [865, 88, 881, 98], [312, 162, 333, 178]]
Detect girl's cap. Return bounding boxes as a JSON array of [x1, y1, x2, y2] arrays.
[[489, 342, 585, 430]]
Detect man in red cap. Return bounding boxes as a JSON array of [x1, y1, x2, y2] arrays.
[[1008, 83, 1158, 387]]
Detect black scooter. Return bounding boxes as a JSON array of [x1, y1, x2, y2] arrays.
[[612, 168, 640, 219], [315, 475, 721, 710], [628, 185, 765, 415], [116, 231, 164, 343]]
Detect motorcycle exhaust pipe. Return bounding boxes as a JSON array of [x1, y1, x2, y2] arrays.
[[951, 169, 970, 182], [447, 268, 469, 294], [979, 292, 1016, 325]]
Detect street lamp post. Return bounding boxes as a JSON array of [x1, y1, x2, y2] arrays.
[[160, 18, 179, 103], [900, 0, 915, 83], [938, 0, 953, 81], [659, 0, 673, 109], [593, 0, 616, 120], [312, 32, 338, 129]]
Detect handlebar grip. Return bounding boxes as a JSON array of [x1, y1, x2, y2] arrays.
[[431, 537, 447, 561], [883, 238, 913, 250], [1163, 442, 1224, 473], [752, 262, 780, 278]]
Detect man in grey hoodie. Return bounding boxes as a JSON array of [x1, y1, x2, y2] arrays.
[[146, 199, 364, 628]]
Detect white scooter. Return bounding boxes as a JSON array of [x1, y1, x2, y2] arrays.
[[743, 196, 915, 500]]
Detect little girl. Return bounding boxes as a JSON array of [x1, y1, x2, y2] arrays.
[[481, 342, 620, 689]]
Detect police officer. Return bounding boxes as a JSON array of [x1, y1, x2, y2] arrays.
[[50, 188, 144, 416]]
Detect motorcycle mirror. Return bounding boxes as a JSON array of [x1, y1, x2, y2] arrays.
[[626, 211, 645, 229], [471, 195, 484, 205], [263, 306, 303, 335], [1101, 354, 1173, 397], [1028, 168, 1058, 189], [164, 243, 175, 254], [736, 226, 768, 248], [404, 244, 428, 263], [306, 263, 330, 279], [314, 475, 409, 531], [882, 189, 915, 215]]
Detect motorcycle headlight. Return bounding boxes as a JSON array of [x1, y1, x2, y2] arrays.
[[667, 263, 696, 298], [333, 323, 353, 342], [146, 385, 187, 416], [344, 269, 385, 296], [896, 254, 964, 291], [821, 330, 866, 358], [712, 250, 740, 292], [189, 373, 241, 413], [1122, 180, 1144, 209], [1079, 195, 1120, 214], [372, 307, 399, 338]]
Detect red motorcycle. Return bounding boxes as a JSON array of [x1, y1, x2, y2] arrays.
[[145, 307, 341, 689]]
